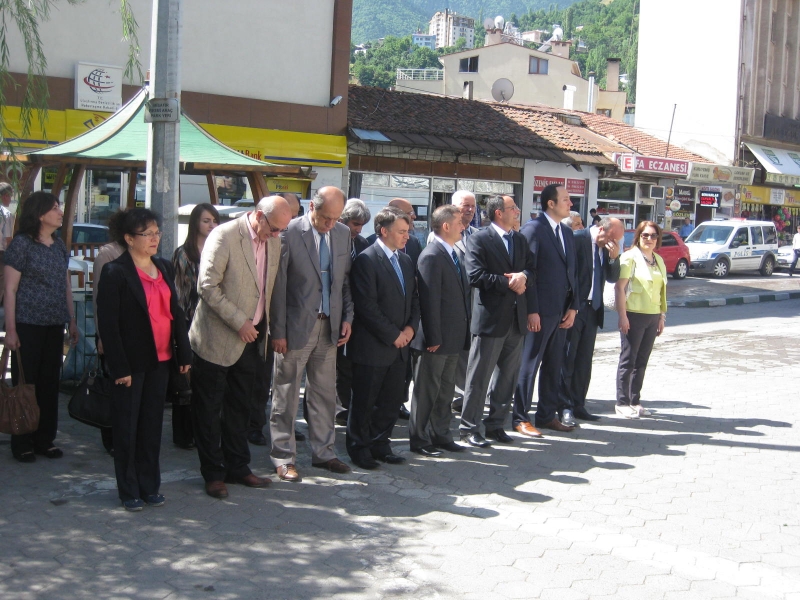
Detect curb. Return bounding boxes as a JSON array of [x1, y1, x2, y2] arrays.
[[668, 290, 800, 308]]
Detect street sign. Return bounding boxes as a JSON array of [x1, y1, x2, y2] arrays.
[[144, 98, 180, 123]]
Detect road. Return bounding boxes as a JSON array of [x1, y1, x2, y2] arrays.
[[1, 300, 799, 599]]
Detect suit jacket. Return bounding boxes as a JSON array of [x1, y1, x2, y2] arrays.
[[353, 234, 370, 256], [97, 252, 191, 380], [189, 214, 281, 366], [573, 228, 620, 328], [367, 231, 422, 265], [270, 217, 354, 350], [349, 243, 420, 367], [465, 225, 536, 337], [523, 214, 579, 318], [411, 240, 471, 354], [455, 225, 479, 256]]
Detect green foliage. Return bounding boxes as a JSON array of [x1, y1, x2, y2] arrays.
[[352, 34, 447, 89]]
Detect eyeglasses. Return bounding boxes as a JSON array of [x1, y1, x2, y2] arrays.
[[134, 230, 163, 239], [261, 214, 286, 235], [640, 233, 658, 240]]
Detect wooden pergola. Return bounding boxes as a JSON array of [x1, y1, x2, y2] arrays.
[[3, 87, 312, 247]]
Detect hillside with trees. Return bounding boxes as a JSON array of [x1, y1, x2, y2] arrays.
[[351, 0, 639, 103]]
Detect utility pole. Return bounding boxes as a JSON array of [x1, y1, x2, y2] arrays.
[[146, 0, 182, 258]]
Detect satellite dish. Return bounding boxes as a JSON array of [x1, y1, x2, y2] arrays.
[[491, 78, 515, 102], [494, 16, 505, 30], [552, 25, 564, 41], [483, 17, 495, 30]]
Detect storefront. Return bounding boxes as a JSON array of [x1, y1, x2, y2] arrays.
[[740, 185, 800, 244], [683, 162, 754, 224]]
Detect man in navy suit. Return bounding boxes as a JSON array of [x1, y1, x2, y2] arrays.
[[459, 195, 536, 447], [347, 207, 420, 469], [409, 205, 471, 456], [558, 217, 622, 423], [513, 184, 579, 435]]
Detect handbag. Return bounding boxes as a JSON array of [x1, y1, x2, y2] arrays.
[[68, 354, 113, 429], [604, 257, 635, 312], [0, 348, 40, 435], [167, 355, 192, 406]]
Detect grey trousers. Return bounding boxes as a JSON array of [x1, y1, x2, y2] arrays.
[[409, 350, 459, 450], [616, 312, 661, 407], [459, 327, 525, 435], [270, 318, 337, 466]]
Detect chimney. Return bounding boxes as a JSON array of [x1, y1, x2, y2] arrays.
[[606, 58, 620, 92], [484, 30, 503, 46], [551, 40, 571, 59]]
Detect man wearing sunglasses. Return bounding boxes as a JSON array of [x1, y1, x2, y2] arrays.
[[189, 195, 292, 499]]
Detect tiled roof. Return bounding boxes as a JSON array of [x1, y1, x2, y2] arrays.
[[348, 85, 602, 156]]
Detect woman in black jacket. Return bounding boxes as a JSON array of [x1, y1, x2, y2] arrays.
[[97, 208, 192, 512]]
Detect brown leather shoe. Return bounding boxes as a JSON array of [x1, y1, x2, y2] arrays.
[[514, 422, 544, 438], [226, 473, 271, 488], [205, 480, 229, 499], [276, 464, 302, 482], [312, 458, 352, 473], [538, 418, 575, 432]]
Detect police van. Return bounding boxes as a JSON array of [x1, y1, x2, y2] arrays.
[[684, 219, 778, 278]]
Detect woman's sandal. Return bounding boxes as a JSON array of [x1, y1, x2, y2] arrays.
[[35, 447, 64, 459]]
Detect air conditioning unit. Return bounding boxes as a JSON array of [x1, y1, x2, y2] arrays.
[[649, 185, 665, 200]]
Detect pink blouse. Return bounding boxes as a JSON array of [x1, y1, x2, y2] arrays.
[[137, 266, 173, 362]]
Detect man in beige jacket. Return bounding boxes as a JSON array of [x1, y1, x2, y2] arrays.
[[190, 195, 291, 499]]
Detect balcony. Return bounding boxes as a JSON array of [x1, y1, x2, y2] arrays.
[[396, 68, 444, 81]]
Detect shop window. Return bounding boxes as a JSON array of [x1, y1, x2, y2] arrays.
[[459, 56, 479, 72], [597, 180, 636, 202], [529, 57, 549, 75], [597, 109, 612, 117]]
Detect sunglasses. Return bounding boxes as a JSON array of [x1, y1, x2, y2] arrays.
[[640, 233, 658, 240]]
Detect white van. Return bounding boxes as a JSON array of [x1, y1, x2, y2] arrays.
[[685, 219, 778, 278]]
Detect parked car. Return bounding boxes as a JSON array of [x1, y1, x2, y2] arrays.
[[684, 219, 778, 278], [623, 229, 691, 279], [775, 244, 796, 271], [55, 223, 110, 245]]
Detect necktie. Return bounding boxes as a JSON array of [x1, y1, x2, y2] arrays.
[[504, 232, 514, 258], [350, 243, 356, 261], [555, 225, 565, 255], [452, 249, 461, 277], [319, 234, 331, 316], [591, 243, 603, 310], [390, 253, 405, 295]]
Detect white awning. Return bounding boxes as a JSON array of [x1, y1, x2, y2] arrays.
[[745, 142, 800, 186]]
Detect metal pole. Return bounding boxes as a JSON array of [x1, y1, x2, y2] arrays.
[[146, 0, 182, 258], [665, 103, 677, 158]]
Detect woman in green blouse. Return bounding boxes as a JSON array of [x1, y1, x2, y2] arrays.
[[614, 221, 667, 419]]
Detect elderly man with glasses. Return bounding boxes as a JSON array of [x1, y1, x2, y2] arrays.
[[189, 195, 292, 499]]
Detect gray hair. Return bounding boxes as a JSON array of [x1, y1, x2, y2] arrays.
[[598, 216, 615, 230], [485, 195, 505, 223], [340, 198, 371, 224], [431, 205, 460, 234], [451, 189, 475, 208], [562, 211, 581, 227], [374, 206, 411, 237]]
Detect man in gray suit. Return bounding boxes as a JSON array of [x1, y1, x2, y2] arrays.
[[190, 196, 292, 499], [269, 186, 354, 481], [409, 205, 470, 456]]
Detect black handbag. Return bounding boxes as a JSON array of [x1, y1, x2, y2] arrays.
[[68, 355, 113, 428], [167, 356, 192, 406]]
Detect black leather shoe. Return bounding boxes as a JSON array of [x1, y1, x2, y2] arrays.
[[351, 456, 380, 470], [460, 433, 491, 448], [573, 407, 601, 421], [294, 429, 306, 441], [335, 411, 348, 426], [435, 441, 466, 452], [375, 453, 406, 464], [247, 431, 267, 446], [397, 405, 411, 420], [485, 428, 513, 443], [451, 400, 463, 413], [412, 445, 443, 457]]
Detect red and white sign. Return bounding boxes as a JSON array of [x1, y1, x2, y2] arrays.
[[636, 156, 689, 176], [533, 176, 565, 192], [618, 153, 636, 173], [566, 178, 586, 195]]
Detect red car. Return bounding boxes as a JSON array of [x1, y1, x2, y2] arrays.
[[623, 230, 691, 279]]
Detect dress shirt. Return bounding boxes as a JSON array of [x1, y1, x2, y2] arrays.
[[490, 222, 512, 253], [587, 226, 604, 303], [245, 212, 267, 325], [793, 232, 800, 250]]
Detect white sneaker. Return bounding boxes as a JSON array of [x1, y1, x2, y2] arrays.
[[615, 405, 639, 419], [561, 409, 577, 427], [635, 405, 652, 417]]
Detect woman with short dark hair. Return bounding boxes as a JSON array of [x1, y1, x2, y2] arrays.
[[170, 203, 219, 448], [614, 220, 667, 419], [3, 191, 78, 463], [97, 208, 192, 511]]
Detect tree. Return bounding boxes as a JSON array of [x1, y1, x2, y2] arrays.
[[0, 1, 142, 169]]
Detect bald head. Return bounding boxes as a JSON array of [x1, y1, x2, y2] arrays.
[[309, 186, 346, 234], [251, 195, 292, 241], [388, 198, 416, 221], [280, 193, 301, 218]]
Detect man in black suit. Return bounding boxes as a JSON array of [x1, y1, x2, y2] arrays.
[[335, 199, 372, 425], [513, 184, 579, 436], [558, 217, 623, 422], [347, 207, 420, 469], [459, 195, 536, 447], [409, 205, 470, 456]]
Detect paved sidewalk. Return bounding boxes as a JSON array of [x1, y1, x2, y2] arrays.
[[667, 272, 800, 307], [1, 301, 799, 599]]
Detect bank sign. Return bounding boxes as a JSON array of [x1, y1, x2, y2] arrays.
[[74, 62, 122, 112]]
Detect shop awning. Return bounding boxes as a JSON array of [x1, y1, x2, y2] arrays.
[[744, 143, 800, 186]]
